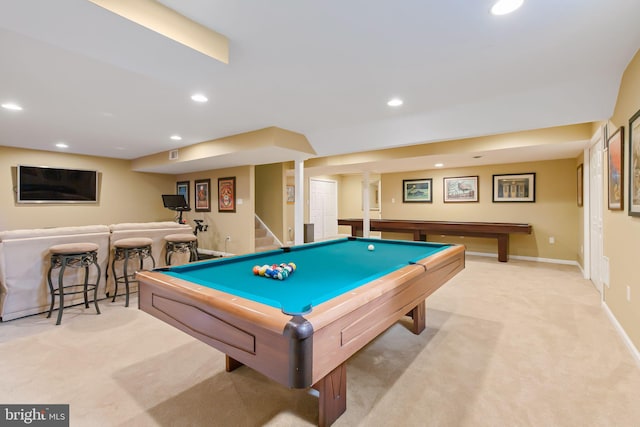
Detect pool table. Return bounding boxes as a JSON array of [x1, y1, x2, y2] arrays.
[[137, 237, 465, 426]]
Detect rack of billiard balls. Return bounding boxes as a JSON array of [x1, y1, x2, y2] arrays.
[[253, 262, 297, 280]]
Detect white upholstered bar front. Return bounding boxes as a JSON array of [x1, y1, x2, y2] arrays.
[[0, 225, 110, 321]]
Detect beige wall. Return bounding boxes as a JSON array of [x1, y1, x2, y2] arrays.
[[576, 155, 586, 268], [176, 165, 254, 255], [0, 146, 174, 230], [604, 48, 640, 350], [255, 163, 285, 242], [336, 158, 578, 261], [337, 174, 382, 237]]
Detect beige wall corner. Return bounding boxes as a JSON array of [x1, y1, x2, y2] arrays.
[[175, 165, 254, 255], [603, 48, 640, 351], [256, 163, 285, 242]]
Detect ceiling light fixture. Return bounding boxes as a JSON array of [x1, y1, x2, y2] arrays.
[[387, 98, 403, 107], [191, 94, 208, 103], [435, 163, 444, 168], [55, 142, 69, 148], [490, 0, 524, 15], [1, 102, 23, 111], [170, 135, 182, 141]]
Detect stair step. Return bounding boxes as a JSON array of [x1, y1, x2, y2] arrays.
[[255, 228, 267, 238], [255, 236, 275, 246], [256, 244, 281, 252]]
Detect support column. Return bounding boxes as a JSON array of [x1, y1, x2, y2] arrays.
[[362, 171, 370, 238], [294, 160, 305, 245]]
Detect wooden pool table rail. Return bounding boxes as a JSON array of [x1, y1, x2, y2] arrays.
[[338, 218, 532, 262]]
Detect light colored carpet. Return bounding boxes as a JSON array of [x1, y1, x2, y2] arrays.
[[1, 256, 639, 427]]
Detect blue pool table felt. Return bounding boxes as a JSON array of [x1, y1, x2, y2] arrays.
[[162, 238, 450, 315]]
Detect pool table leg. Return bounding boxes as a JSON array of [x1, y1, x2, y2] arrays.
[[313, 362, 347, 427], [225, 354, 347, 426], [406, 300, 426, 334], [225, 355, 243, 372]]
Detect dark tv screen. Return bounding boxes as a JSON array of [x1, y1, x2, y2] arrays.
[[17, 165, 98, 203]]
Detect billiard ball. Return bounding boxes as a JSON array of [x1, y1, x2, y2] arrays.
[[259, 265, 268, 276], [368, 244, 375, 251]]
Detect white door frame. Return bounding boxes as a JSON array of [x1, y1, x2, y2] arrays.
[[584, 126, 605, 297], [309, 178, 338, 241]]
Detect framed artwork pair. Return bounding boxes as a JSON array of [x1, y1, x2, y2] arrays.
[[602, 108, 640, 216], [628, 110, 640, 216], [402, 176, 479, 203]]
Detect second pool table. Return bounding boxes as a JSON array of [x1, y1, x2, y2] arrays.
[[137, 237, 465, 426]]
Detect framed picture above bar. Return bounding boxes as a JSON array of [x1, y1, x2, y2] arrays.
[[607, 127, 624, 211], [629, 109, 640, 216], [443, 176, 478, 203], [492, 173, 536, 202], [402, 178, 432, 203], [218, 176, 236, 212], [194, 179, 211, 212]]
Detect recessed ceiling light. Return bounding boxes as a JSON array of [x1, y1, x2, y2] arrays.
[[55, 142, 69, 148], [435, 163, 444, 168], [170, 135, 182, 141], [387, 98, 403, 107], [191, 94, 208, 103], [473, 155, 483, 159], [1, 102, 23, 111], [490, 0, 524, 15]]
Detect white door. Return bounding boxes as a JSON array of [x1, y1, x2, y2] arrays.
[[589, 131, 604, 295], [309, 178, 338, 241]]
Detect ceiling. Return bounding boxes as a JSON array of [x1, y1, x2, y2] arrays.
[[1, 0, 640, 175]]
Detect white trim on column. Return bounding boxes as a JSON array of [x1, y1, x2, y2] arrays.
[[294, 160, 304, 245]]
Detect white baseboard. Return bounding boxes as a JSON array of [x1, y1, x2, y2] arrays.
[[602, 302, 640, 367], [465, 251, 579, 266], [198, 248, 234, 257]]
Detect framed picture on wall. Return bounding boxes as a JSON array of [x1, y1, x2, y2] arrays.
[[607, 127, 624, 211], [629, 109, 640, 216], [286, 185, 295, 203], [218, 177, 236, 212], [577, 164, 583, 207], [176, 181, 189, 205], [443, 176, 479, 202], [194, 179, 211, 212], [402, 178, 432, 203], [492, 173, 536, 202]]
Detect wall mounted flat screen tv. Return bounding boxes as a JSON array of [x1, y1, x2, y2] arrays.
[[17, 165, 99, 203]]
